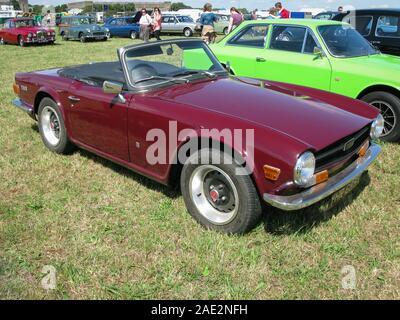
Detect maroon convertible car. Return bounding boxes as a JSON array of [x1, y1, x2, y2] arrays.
[[12, 39, 383, 234]]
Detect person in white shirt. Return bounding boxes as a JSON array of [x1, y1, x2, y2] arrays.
[[139, 8, 152, 42]]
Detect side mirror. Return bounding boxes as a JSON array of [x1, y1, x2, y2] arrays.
[[103, 80, 126, 103], [313, 47, 324, 58], [225, 61, 231, 74]]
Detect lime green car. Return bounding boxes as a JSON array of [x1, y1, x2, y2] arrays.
[[210, 19, 400, 141]]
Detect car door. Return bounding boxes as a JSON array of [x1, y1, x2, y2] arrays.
[[161, 16, 172, 32], [254, 25, 332, 91], [215, 24, 270, 77], [67, 80, 130, 161], [1, 21, 11, 43]]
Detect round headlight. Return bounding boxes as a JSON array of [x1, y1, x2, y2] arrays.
[[86, 28, 91, 33], [104, 28, 109, 32], [370, 114, 384, 140], [294, 151, 316, 186]]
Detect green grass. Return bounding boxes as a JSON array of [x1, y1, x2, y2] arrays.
[[0, 35, 399, 300]]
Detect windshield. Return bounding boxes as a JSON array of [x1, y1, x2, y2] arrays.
[[318, 24, 379, 57], [123, 40, 226, 88], [71, 17, 94, 25], [15, 19, 39, 27]]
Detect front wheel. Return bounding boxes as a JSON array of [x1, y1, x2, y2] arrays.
[[18, 35, 25, 47], [0, 37, 5, 45], [183, 28, 193, 37], [130, 30, 138, 39], [223, 27, 228, 35], [79, 33, 86, 43], [38, 98, 75, 154], [361, 91, 400, 142], [180, 148, 262, 234]]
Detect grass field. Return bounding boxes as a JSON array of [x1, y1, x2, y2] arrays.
[[0, 35, 399, 300]]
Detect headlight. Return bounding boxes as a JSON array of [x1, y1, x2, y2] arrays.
[[370, 114, 384, 140], [104, 28, 109, 32], [51, 32, 55, 36], [294, 151, 316, 186], [28, 32, 33, 38], [86, 28, 91, 33]]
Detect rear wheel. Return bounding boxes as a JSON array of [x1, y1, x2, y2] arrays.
[[38, 98, 75, 154], [180, 148, 262, 234], [130, 30, 138, 39], [223, 27, 228, 35], [361, 91, 400, 142], [183, 28, 192, 37]]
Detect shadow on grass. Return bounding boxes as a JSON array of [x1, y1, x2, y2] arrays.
[[77, 149, 181, 199], [262, 172, 371, 235]]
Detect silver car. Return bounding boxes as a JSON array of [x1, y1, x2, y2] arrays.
[[161, 15, 197, 37]]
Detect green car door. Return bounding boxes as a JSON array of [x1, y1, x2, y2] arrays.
[[254, 24, 332, 91], [214, 24, 270, 78]]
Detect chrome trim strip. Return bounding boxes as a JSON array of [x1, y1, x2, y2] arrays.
[[263, 143, 381, 211]]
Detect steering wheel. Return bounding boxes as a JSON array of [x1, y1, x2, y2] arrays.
[[131, 63, 158, 82]]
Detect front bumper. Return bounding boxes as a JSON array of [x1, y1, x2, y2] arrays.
[[26, 37, 55, 44], [12, 98, 36, 119], [263, 143, 381, 211]]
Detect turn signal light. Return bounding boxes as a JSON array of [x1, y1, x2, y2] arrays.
[[263, 165, 281, 181], [13, 83, 20, 95], [358, 141, 369, 157], [315, 170, 329, 184]]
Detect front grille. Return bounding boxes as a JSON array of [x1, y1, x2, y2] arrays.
[[93, 32, 104, 36], [315, 124, 370, 170]]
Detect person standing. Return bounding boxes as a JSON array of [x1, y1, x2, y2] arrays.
[[152, 7, 162, 41], [200, 3, 217, 44], [139, 8, 152, 42], [267, 7, 279, 19], [227, 7, 243, 34], [275, 2, 290, 19], [42, 10, 52, 27]]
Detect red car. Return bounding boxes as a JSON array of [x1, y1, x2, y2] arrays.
[[0, 18, 56, 46], [11, 39, 383, 234]]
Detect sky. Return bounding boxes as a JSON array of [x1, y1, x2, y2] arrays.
[[27, 0, 397, 11]]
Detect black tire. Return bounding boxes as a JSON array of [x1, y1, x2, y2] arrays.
[[180, 148, 262, 234], [361, 91, 400, 142], [79, 33, 86, 43], [18, 35, 24, 47], [130, 30, 138, 39], [38, 98, 75, 154], [223, 27, 228, 35], [183, 28, 193, 37]]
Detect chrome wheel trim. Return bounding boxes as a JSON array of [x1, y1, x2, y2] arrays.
[[41, 106, 61, 146], [19, 37, 24, 46], [130, 31, 136, 39], [184, 29, 191, 37], [371, 100, 397, 137], [0, 37, 4, 45], [189, 165, 239, 225]]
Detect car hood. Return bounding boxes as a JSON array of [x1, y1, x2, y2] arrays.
[[14, 27, 53, 33], [72, 24, 106, 30], [156, 77, 374, 151]]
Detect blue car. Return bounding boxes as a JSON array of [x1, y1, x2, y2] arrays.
[[104, 16, 140, 39]]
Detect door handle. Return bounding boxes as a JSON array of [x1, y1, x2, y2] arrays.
[[68, 96, 80, 103], [256, 57, 266, 62]]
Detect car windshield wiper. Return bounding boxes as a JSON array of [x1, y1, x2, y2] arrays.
[[171, 70, 218, 79], [133, 75, 189, 85]]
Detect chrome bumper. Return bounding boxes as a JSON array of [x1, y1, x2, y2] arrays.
[[263, 143, 381, 211], [12, 98, 36, 119]]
